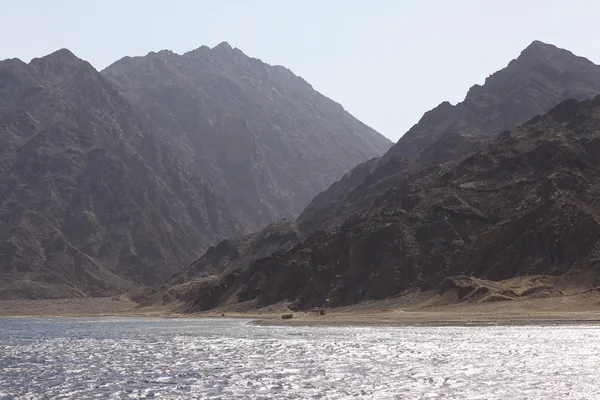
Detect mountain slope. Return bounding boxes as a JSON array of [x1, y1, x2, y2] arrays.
[[165, 42, 600, 311], [102, 42, 391, 230], [297, 41, 600, 235], [0, 49, 247, 299], [389, 40, 600, 161], [0, 45, 390, 300], [169, 96, 600, 311]]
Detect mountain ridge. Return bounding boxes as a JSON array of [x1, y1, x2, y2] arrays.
[[0, 45, 390, 299], [297, 40, 600, 235], [162, 41, 600, 312], [101, 42, 390, 228]]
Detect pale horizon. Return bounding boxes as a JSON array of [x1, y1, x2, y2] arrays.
[[2, 0, 599, 141]]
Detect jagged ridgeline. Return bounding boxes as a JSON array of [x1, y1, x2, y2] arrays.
[[162, 41, 600, 312]]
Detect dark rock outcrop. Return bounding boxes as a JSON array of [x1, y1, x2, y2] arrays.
[[141, 219, 303, 311]]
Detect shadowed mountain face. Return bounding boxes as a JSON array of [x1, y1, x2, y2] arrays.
[[166, 42, 600, 312], [0, 45, 390, 299], [102, 42, 391, 229], [296, 41, 600, 235], [170, 96, 600, 312]]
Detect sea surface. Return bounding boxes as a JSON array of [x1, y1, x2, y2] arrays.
[[0, 317, 599, 399]]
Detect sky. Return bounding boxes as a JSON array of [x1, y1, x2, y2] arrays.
[[1, 0, 599, 141]]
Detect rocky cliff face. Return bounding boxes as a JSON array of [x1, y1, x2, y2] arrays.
[[0, 45, 390, 299], [102, 42, 391, 230], [171, 96, 600, 311], [168, 42, 600, 311]]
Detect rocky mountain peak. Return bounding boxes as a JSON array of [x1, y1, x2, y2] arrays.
[[463, 41, 576, 102], [41, 48, 79, 61], [475, 40, 592, 96], [297, 42, 600, 241], [213, 41, 233, 52], [384, 41, 600, 161], [21, 49, 107, 93], [518, 40, 566, 61], [30, 48, 84, 69], [101, 43, 391, 230]]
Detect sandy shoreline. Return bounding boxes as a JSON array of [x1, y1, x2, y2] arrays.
[[2, 292, 600, 327], [252, 311, 600, 327], [0, 297, 171, 318]]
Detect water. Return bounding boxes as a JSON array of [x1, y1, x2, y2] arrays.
[[0, 317, 599, 399]]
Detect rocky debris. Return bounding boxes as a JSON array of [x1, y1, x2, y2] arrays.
[[433, 275, 566, 304], [0, 44, 390, 299]]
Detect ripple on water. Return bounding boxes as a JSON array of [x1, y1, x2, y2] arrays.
[[0, 318, 599, 399]]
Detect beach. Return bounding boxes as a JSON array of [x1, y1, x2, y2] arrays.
[[2, 289, 600, 327]]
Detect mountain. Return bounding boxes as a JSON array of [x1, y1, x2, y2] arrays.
[[163, 41, 600, 312], [386, 40, 600, 161], [297, 40, 600, 235], [0, 49, 246, 299], [0, 45, 390, 299], [168, 96, 600, 312], [102, 42, 391, 229]]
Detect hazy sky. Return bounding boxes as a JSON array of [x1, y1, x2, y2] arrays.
[[1, 0, 599, 141]]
